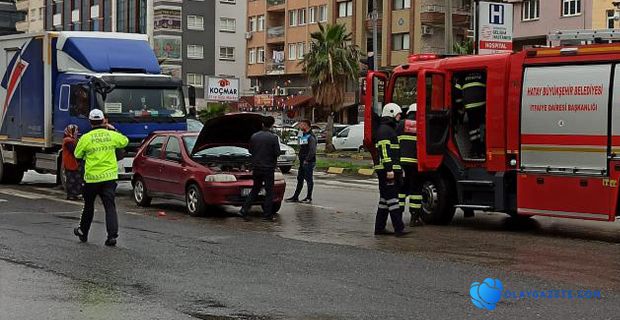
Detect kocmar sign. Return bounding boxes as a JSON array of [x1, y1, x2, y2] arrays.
[[477, 1, 513, 55], [206, 76, 239, 102]]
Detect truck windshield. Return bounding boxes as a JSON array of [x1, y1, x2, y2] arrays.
[[99, 87, 186, 119], [392, 75, 418, 108]]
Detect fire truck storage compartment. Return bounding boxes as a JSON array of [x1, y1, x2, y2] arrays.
[[517, 63, 615, 220]]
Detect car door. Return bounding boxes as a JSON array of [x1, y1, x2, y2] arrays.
[[160, 136, 187, 196], [140, 136, 168, 193], [335, 128, 350, 150]]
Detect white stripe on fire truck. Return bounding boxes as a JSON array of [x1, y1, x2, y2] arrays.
[[521, 144, 607, 153], [518, 208, 609, 220]]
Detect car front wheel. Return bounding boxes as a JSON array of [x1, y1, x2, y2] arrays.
[[186, 184, 206, 217], [133, 177, 152, 207]]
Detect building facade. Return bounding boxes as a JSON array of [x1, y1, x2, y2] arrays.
[[43, 0, 149, 33], [1, 0, 26, 35], [509, 0, 616, 50], [15, 0, 45, 32]]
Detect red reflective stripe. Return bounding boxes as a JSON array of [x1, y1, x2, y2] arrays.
[[611, 136, 620, 145], [521, 134, 607, 146]]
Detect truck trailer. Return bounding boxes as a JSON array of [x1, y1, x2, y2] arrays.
[[364, 42, 620, 225], [0, 32, 188, 185]]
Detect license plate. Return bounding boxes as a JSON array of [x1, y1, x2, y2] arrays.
[[241, 188, 266, 197]]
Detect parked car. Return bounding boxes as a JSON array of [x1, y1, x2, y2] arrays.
[[189, 118, 295, 173], [132, 113, 286, 216], [332, 124, 365, 151], [313, 123, 348, 143]]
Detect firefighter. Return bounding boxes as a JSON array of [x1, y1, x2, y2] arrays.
[[454, 72, 486, 158], [398, 104, 424, 227], [374, 103, 409, 237]]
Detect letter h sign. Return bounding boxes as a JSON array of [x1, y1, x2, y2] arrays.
[[489, 4, 504, 25]]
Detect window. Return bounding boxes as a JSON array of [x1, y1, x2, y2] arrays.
[[165, 137, 182, 161], [249, 48, 256, 64], [337, 128, 349, 138], [392, 76, 418, 107], [393, 0, 411, 10], [562, 0, 581, 17], [220, 0, 236, 3], [249, 16, 257, 32], [309, 7, 317, 23], [392, 33, 410, 51], [146, 136, 166, 158], [69, 85, 90, 117], [522, 0, 539, 21], [297, 42, 304, 59], [258, 15, 265, 31], [220, 47, 235, 61], [338, 1, 353, 17], [257, 47, 265, 63], [289, 10, 297, 26], [288, 43, 297, 60], [608, 10, 616, 29], [298, 8, 306, 25], [187, 15, 204, 30], [319, 5, 328, 22], [187, 73, 203, 88], [219, 17, 236, 32], [187, 45, 204, 59]]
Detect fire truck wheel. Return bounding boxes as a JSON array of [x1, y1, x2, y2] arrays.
[[420, 175, 455, 225]]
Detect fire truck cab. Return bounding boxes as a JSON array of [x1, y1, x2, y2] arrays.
[[364, 45, 620, 225]]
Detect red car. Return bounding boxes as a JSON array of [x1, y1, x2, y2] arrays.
[[132, 113, 286, 216]]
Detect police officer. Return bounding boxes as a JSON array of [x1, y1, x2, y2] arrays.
[[398, 104, 424, 227], [73, 109, 129, 246], [455, 72, 486, 158], [374, 103, 409, 237]]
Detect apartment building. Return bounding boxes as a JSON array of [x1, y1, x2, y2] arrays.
[[15, 0, 45, 32], [43, 0, 149, 33], [508, 0, 617, 50]]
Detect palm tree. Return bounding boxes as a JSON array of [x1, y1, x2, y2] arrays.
[[302, 23, 361, 152]]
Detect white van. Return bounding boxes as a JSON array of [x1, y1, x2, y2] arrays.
[[333, 124, 365, 151]]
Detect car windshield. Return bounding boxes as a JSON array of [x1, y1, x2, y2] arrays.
[[183, 137, 250, 157], [99, 87, 186, 119]]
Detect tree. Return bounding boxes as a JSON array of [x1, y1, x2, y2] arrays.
[[198, 103, 228, 123], [302, 23, 361, 152], [453, 39, 474, 55]]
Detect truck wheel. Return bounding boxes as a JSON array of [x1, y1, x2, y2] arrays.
[[420, 174, 455, 225], [186, 184, 206, 217], [0, 163, 24, 184], [133, 177, 152, 207]]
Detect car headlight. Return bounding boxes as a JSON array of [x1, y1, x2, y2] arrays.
[[205, 174, 237, 182], [274, 172, 285, 181], [286, 148, 296, 155]]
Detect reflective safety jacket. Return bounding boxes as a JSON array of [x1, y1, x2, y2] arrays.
[[397, 119, 417, 166], [455, 72, 486, 110], [374, 117, 401, 172], [75, 128, 129, 183]]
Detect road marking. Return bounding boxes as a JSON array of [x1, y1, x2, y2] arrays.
[[0, 199, 7, 203], [0, 188, 80, 205]]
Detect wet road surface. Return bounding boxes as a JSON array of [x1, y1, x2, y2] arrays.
[[0, 171, 619, 319]]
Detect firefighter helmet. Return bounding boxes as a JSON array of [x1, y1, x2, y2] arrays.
[[382, 103, 402, 118], [407, 103, 417, 114]]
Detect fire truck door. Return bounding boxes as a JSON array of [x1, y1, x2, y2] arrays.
[[363, 71, 387, 158], [417, 70, 449, 172], [518, 63, 615, 221]]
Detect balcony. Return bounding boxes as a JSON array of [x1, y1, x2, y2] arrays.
[[267, 0, 285, 11], [15, 0, 29, 13], [15, 20, 29, 32], [420, 4, 471, 27], [267, 26, 285, 43], [266, 62, 285, 75]]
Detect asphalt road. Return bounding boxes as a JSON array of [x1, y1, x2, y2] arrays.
[[0, 171, 619, 319]]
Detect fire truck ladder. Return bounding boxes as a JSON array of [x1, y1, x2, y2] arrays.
[[548, 29, 620, 44]]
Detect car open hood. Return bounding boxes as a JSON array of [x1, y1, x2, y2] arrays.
[[191, 113, 265, 155]]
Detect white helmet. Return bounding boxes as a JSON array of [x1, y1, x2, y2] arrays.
[[382, 103, 402, 118], [407, 103, 417, 114]]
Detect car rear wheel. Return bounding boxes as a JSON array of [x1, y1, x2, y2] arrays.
[[279, 166, 292, 174], [133, 177, 152, 207], [186, 184, 206, 217]]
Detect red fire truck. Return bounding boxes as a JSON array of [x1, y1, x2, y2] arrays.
[[363, 41, 620, 225]]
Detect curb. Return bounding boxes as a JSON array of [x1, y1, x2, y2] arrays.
[[326, 167, 375, 177]]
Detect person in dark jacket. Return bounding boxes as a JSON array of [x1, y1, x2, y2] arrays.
[[287, 120, 317, 203], [62, 124, 82, 201], [374, 103, 409, 237], [239, 116, 281, 221]]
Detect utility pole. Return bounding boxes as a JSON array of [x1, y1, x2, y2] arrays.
[[372, 0, 379, 111], [445, 0, 453, 54]]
